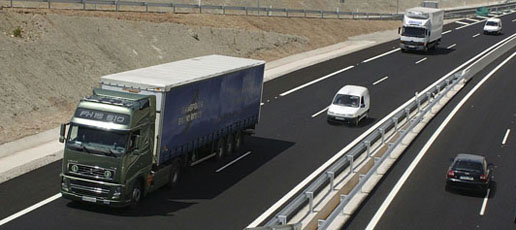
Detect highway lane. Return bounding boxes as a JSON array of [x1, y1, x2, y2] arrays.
[[2, 13, 516, 230], [344, 47, 516, 230]]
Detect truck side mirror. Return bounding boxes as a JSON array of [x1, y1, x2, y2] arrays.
[[59, 123, 68, 143], [361, 104, 365, 108]]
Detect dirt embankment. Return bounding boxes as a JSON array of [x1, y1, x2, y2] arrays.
[[0, 7, 400, 144]]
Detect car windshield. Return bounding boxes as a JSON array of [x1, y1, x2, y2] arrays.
[[453, 160, 483, 173], [486, 21, 499, 26], [66, 124, 128, 157], [402, 27, 426, 38], [333, 94, 360, 108]]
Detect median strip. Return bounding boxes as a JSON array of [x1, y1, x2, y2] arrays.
[[502, 129, 511, 145]]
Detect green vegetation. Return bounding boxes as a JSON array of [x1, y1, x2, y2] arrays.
[[13, 26, 23, 38]]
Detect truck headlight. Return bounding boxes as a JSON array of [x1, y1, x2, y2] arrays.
[[61, 178, 69, 192]]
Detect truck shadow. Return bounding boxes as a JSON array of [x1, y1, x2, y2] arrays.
[[65, 136, 294, 217]]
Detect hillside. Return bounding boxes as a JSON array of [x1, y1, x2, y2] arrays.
[[0, 7, 403, 144]]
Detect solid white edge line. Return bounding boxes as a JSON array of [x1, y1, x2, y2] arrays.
[[362, 48, 401, 63], [372, 76, 389, 85], [480, 189, 491, 215], [279, 66, 354, 97], [513, 19, 516, 22], [216, 151, 252, 173], [502, 129, 511, 145], [443, 30, 452, 35], [447, 44, 457, 49], [473, 33, 480, 38], [365, 50, 516, 230], [248, 32, 516, 229], [311, 106, 329, 118], [455, 21, 470, 25], [415, 57, 427, 64], [0, 193, 62, 226]]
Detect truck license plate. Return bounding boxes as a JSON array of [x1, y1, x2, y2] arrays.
[[81, 196, 97, 203]]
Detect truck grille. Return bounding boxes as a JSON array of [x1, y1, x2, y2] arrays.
[[69, 179, 111, 198], [68, 163, 115, 181]]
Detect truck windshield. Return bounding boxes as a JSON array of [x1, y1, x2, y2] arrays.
[[402, 27, 426, 38], [66, 124, 128, 157], [333, 94, 360, 108]]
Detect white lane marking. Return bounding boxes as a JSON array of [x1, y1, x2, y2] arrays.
[[415, 57, 428, 64], [279, 66, 354, 97], [512, 19, 516, 22], [464, 18, 480, 23], [455, 21, 470, 25], [472, 33, 480, 38], [443, 30, 452, 35], [502, 129, 511, 145], [260, 103, 264, 106], [216, 151, 252, 173], [0, 193, 61, 226], [477, 16, 488, 19], [447, 44, 457, 49], [311, 106, 329, 118], [480, 189, 491, 216], [362, 48, 401, 63], [366, 50, 516, 230], [372, 76, 389, 85], [455, 18, 486, 30], [248, 34, 516, 229]]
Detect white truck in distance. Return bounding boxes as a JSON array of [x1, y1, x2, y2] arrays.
[[400, 7, 444, 52]]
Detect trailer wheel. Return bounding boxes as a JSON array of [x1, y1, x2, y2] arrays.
[[167, 160, 181, 188], [226, 134, 234, 155], [234, 131, 243, 152], [130, 181, 143, 208], [215, 138, 226, 161]]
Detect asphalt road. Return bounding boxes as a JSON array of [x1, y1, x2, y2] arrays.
[[1, 13, 516, 230], [344, 45, 516, 230]]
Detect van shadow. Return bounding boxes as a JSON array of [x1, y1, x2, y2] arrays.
[[326, 117, 377, 128], [65, 136, 294, 217]]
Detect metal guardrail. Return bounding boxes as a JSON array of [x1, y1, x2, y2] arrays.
[[247, 15, 516, 230]]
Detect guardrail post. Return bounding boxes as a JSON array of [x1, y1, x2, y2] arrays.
[[340, 195, 347, 214], [10, 0, 13, 8], [303, 9, 306, 17], [245, 7, 248, 16], [405, 108, 410, 122], [268, 5, 271, 16], [379, 128, 385, 144], [115, 0, 119, 11], [436, 85, 441, 95], [393, 117, 398, 132], [286, 8, 288, 17], [337, 8, 340, 19], [173, 4, 176, 13], [144, 2, 148, 12], [48, 0, 51, 9], [199, 5, 202, 13], [306, 191, 314, 213], [82, 0, 86, 10], [320, 10, 323, 18], [278, 215, 287, 225], [347, 155, 354, 173], [327, 171, 335, 191], [222, 6, 225, 14], [365, 140, 371, 157], [426, 92, 432, 103], [318, 220, 325, 229]]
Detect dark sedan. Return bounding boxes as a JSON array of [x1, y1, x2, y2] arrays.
[[446, 153, 491, 195]]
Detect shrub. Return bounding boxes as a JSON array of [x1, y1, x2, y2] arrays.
[[13, 26, 23, 38]]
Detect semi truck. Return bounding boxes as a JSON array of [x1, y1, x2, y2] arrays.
[[399, 7, 444, 52], [59, 55, 265, 207]]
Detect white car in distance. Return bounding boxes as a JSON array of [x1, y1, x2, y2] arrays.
[[483, 17, 502, 35], [327, 85, 370, 126]]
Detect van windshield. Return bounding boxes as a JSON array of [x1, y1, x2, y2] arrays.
[[402, 27, 426, 38], [333, 94, 360, 108], [66, 124, 128, 157], [486, 21, 499, 26]]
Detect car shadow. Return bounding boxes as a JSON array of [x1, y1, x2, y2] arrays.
[[444, 180, 497, 198], [64, 136, 295, 217]]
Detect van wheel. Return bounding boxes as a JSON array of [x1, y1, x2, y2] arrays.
[[354, 118, 360, 126], [234, 131, 243, 152], [215, 138, 226, 161], [167, 160, 181, 188], [130, 181, 143, 208], [226, 134, 234, 155]]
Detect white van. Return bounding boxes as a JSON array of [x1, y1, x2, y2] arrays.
[[483, 17, 502, 35], [327, 85, 370, 125]]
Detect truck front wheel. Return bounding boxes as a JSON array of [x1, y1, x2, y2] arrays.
[[130, 181, 143, 208]]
